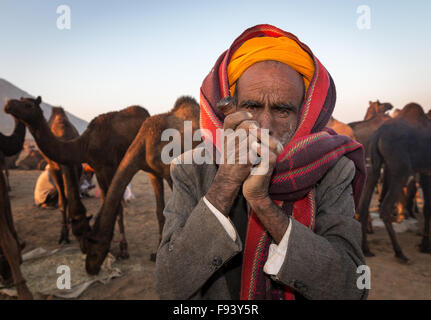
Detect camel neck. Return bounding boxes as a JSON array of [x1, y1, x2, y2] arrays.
[[0, 118, 26, 156], [30, 117, 83, 165]]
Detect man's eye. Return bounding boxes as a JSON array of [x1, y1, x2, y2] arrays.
[[276, 108, 291, 116], [239, 105, 259, 112]]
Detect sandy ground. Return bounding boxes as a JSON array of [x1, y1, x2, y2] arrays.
[[2, 169, 431, 300]]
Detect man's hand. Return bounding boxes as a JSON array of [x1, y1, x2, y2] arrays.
[[243, 133, 290, 244], [242, 132, 284, 203], [205, 98, 259, 216]]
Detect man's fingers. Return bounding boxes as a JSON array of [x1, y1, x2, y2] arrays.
[[217, 97, 236, 116], [250, 141, 277, 176], [223, 111, 254, 130], [249, 129, 284, 155], [250, 140, 277, 160], [236, 119, 259, 132]]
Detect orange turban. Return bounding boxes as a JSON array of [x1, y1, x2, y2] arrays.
[[83, 163, 95, 173], [227, 36, 315, 96]]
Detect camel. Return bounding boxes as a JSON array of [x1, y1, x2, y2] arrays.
[[363, 100, 393, 121], [348, 100, 393, 153], [358, 103, 431, 263], [0, 111, 32, 299], [377, 105, 427, 221], [0, 152, 10, 191], [0, 117, 25, 191], [5, 97, 91, 246], [84, 96, 200, 275], [5, 96, 151, 258], [327, 116, 355, 139]]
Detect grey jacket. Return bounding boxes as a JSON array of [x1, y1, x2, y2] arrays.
[[155, 147, 368, 300]]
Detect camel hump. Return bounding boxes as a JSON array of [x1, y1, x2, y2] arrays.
[[50, 106, 67, 116], [49, 106, 70, 122], [171, 96, 199, 113], [398, 103, 427, 123], [123, 105, 151, 118]]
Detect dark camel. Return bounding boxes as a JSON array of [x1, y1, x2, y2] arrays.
[[5, 97, 91, 246], [0, 110, 32, 299], [5, 96, 151, 258], [84, 96, 200, 275], [358, 103, 431, 263], [0, 117, 24, 191], [0, 152, 10, 191]]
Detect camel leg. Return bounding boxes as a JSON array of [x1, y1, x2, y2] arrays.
[[148, 173, 165, 262], [4, 166, 10, 192], [117, 203, 129, 260], [405, 178, 417, 219], [378, 166, 390, 209], [380, 173, 410, 263], [50, 168, 69, 244], [0, 173, 32, 299], [359, 164, 380, 257], [62, 165, 90, 244], [419, 174, 431, 253], [96, 168, 129, 259]]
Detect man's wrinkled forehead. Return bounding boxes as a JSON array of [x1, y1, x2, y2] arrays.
[[234, 61, 305, 105]]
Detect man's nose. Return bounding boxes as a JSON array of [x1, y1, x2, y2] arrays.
[[257, 110, 274, 136]]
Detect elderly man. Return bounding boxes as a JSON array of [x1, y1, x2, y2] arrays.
[[156, 24, 367, 300]]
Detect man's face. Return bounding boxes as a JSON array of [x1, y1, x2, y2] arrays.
[[235, 60, 304, 145]]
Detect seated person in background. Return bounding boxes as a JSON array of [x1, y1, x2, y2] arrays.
[[80, 163, 96, 198], [34, 164, 58, 209]]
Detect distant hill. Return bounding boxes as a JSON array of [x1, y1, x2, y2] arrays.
[[0, 78, 88, 139]]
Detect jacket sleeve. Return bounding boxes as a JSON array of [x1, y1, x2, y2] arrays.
[[155, 162, 242, 300], [274, 157, 368, 300]]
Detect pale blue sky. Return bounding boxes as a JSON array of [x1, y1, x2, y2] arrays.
[[0, 0, 430, 123]]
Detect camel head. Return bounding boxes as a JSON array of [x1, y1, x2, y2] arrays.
[[369, 100, 393, 114], [4, 96, 44, 128], [82, 228, 111, 275], [364, 100, 393, 120]]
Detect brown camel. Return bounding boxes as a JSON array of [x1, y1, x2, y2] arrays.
[[5, 96, 151, 258], [327, 116, 356, 139], [363, 100, 393, 120], [359, 103, 431, 263], [84, 96, 200, 275], [5, 97, 91, 246], [0, 111, 32, 299], [348, 100, 393, 153]]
